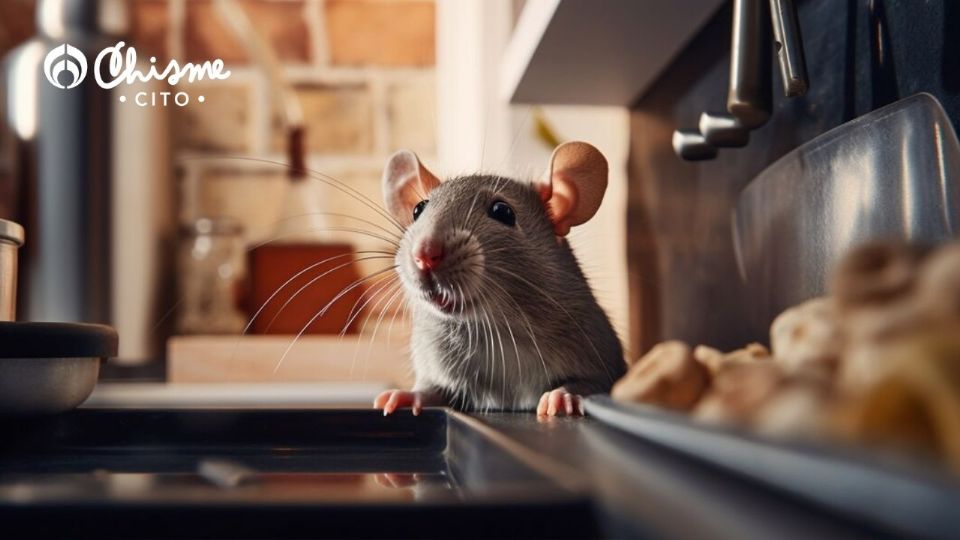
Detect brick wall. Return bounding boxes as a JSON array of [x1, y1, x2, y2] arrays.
[[1, 0, 434, 334], [0, 1, 33, 56], [143, 0, 438, 251], [124, 2, 434, 333], [1, 0, 434, 255], [0, 0, 34, 218]]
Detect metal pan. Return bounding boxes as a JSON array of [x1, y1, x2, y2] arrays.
[[0, 322, 117, 414], [732, 93, 960, 337], [585, 395, 960, 540]]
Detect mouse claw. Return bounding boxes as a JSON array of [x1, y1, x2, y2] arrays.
[[536, 388, 585, 417], [374, 389, 428, 416]]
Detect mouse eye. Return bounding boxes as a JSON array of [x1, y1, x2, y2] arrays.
[[412, 200, 428, 222], [488, 201, 516, 227]]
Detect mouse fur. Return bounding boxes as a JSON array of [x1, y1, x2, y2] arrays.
[[389, 173, 625, 412]]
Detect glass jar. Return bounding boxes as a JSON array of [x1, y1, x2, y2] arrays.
[[0, 219, 24, 321], [177, 217, 246, 334]]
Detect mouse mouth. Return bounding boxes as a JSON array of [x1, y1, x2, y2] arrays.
[[421, 279, 470, 316]]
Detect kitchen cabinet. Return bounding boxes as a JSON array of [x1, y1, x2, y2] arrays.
[[502, 0, 725, 105]]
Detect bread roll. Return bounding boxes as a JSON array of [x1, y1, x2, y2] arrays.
[[694, 343, 769, 375], [770, 297, 843, 375], [612, 341, 710, 411]]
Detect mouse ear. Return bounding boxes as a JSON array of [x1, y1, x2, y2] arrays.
[[537, 141, 608, 236], [382, 150, 441, 226]]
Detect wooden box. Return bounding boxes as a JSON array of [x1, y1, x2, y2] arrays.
[[247, 243, 365, 335]]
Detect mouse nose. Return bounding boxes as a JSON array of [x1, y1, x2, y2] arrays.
[[413, 238, 445, 272]]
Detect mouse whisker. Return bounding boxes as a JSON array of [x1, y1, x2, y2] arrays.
[[290, 172, 407, 234], [467, 298, 481, 357], [350, 278, 402, 379], [475, 300, 493, 385], [477, 278, 526, 388], [486, 266, 616, 383], [248, 225, 402, 250], [345, 273, 402, 329], [340, 273, 398, 340], [269, 212, 403, 242], [472, 297, 492, 382], [237, 251, 391, 342], [361, 285, 407, 380], [460, 187, 484, 231], [481, 297, 504, 397], [495, 306, 508, 406], [482, 283, 524, 388], [190, 155, 406, 234], [344, 275, 399, 379], [469, 289, 505, 404], [222, 248, 395, 364], [275, 265, 398, 373], [476, 274, 551, 383], [455, 283, 470, 349], [262, 255, 397, 334], [385, 286, 408, 349]]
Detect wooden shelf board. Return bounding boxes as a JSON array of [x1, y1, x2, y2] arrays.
[[501, 0, 725, 105]]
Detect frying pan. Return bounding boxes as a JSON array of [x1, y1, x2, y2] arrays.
[[0, 322, 117, 414]]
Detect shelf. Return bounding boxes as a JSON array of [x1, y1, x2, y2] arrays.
[[166, 334, 413, 387], [85, 382, 389, 408], [501, 0, 725, 105]]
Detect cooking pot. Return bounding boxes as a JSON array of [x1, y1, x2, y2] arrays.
[[0, 219, 118, 414], [0, 322, 117, 414]]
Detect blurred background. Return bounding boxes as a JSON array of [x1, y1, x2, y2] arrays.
[[0, 0, 629, 389], [3, 4, 960, 534], [5, 0, 956, 398]]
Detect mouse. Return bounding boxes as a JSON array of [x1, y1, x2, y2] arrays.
[[373, 141, 626, 417]]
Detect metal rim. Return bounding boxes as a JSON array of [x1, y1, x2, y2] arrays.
[[0, 219, 24, 246], [181, 217, 244, 237], [0, 322, 118, 358]]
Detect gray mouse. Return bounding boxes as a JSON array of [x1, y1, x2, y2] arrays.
[[373, 141, 626, 417]]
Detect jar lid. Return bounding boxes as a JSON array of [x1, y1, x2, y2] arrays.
[[182, 217, 244, 236], [0, 219, 24, 246]]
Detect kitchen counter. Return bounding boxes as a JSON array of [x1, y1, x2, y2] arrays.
[[0, 408, 595, 538], [0, 404, 899, 539], [474, 413, 873, 539]]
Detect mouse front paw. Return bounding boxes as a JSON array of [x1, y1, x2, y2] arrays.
[[537, 388, 585, 417], [374, 389, 434, 416]]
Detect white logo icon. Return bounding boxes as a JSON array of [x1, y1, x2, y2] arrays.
[[43, 43, 88, 89]]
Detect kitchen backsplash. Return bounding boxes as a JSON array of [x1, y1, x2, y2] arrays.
[[626, 0, 960, 352]]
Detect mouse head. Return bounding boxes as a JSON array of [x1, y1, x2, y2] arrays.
[[381, 142, 608, 319]]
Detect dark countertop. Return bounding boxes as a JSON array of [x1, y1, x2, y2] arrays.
[[0, 408, 596, 539], [468, 413, 878, 540], [0, 405, 896, 539]]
